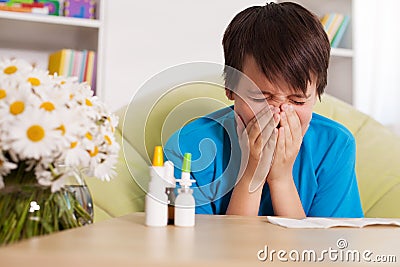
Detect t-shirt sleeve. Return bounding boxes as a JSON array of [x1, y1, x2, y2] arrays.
[[308, 135, 364, 218], [164, 132, 217, 215]]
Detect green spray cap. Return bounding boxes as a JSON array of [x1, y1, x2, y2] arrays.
[[182, 153, 191, 173]]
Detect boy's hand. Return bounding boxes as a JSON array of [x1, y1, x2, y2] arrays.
[[267, 104, 302, 184], [235, 106, 279, 193]]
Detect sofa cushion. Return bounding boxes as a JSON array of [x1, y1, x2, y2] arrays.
[[314, 95, 400, 218]]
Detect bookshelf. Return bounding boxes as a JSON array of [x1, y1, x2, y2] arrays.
[[0, 0, 104, 98], [276, 0, 354, 104]]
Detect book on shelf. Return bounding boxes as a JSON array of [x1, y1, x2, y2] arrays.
[[38, 0, 60, 16], [79, 50, 88, 83], [0, 2, 49, 14], [0, 0, 96, 19], [48, 49, 97, 92], [48, 49, 66, 76], [320, 13, 350, 48], [84, 50, 96, 94], [64, 0, 95, 19], [331, 15, 350, 48]]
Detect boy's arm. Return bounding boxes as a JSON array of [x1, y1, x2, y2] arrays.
[[227, 107, 278, 215], [226, 158, 265, 215]]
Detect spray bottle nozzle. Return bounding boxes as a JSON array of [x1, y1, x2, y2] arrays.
[[152, 146, 164, 166], [176, 153, 195, 188]]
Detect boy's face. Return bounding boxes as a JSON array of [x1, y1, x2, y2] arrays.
[[227, 56, 317, 135]]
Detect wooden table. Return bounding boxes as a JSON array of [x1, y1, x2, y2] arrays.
[[0, 213, 399, 266]]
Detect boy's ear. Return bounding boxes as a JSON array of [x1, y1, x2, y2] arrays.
[[225, 88, 235, 100]]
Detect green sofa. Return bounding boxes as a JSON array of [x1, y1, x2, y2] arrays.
[[86, 83, 400, 222]]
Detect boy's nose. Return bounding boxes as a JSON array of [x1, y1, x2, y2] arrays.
[[268, 100, 289, 112]]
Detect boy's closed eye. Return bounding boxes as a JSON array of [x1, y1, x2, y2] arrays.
[[249, 96, 307, 106]]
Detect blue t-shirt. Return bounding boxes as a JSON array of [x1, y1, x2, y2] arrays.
[[164, 106, 364, 218]]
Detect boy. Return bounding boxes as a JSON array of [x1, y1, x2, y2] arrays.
[[164, 2, 363, 218]]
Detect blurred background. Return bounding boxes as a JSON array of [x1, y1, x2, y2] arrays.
[[0, 0, 398, 135]]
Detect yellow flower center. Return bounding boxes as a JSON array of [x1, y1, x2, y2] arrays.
[[4, 66, 17, 75], [28, 77, 41, 86], [85, 132, 93, 140], [61, 81, 66, 85], [69, 94, 74, 100], [88, 146, 99, 157], [104, 135, 112, 145], [70, 141, 78, 148], [85, 98, 93, 106], [27, 125, 45, 142], [10, 101, 25, 115], [56, 124, 66, 135], [0, 89, 6, 99], [40, 101, 55, 111]]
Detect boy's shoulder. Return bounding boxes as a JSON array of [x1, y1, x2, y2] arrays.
[[309, 112, 355, 143], [164, 106, 235, 160], [174, 106, 234, 138]]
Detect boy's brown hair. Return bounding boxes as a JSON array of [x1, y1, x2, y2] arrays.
[[222, 2, 330, 98]]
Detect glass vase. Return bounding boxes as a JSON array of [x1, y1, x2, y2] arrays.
[[0, 165, 93, 245]]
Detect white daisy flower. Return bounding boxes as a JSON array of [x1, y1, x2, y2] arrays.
[[36, 93, 69, 114], [25, 68, 51, 89], [34, 164, 63, 193], [34, 82, 71, 111], [52, 76, 85, 104], [54, 108, 89, 143], [63, 140, 90, 168], [2, 85, 40, 118], [87, 144, 104, 167], [7, 109, 63, 160], [0, 58, 33, 80], [92, 154, 118, 182], [100, 131, 120, 154], [0, 78, 19, 103], [52, 74, 79, 87]]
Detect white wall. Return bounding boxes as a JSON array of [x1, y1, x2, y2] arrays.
[[102, 1, 263, 111]]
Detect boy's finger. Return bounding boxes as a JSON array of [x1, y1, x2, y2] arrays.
[[256, 113, 279, 147], [277, 126, 285, 155], [246, 106, 274, 144], [234, 111, 245, 137], [285, 105, 302, 144], [281, 112, 292, 146], [273, 110, 280, 127], [262, 127, 278, 153], [246, 105, 274, 134], [248, 129, 277, 193]]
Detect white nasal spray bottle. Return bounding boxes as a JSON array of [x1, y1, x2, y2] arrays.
[[174, 153, 196, 227], [145, 146, 168, 227], [164, 161, 176, 225]]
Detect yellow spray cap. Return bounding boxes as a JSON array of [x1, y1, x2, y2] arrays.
[[152, 146, 164, 166]]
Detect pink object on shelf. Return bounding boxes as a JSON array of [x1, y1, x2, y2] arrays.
[[64, 0, 95, 19]]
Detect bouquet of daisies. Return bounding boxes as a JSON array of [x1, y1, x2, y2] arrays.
[[0, 58, 120, 192], [0, 58, 121, 244]]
